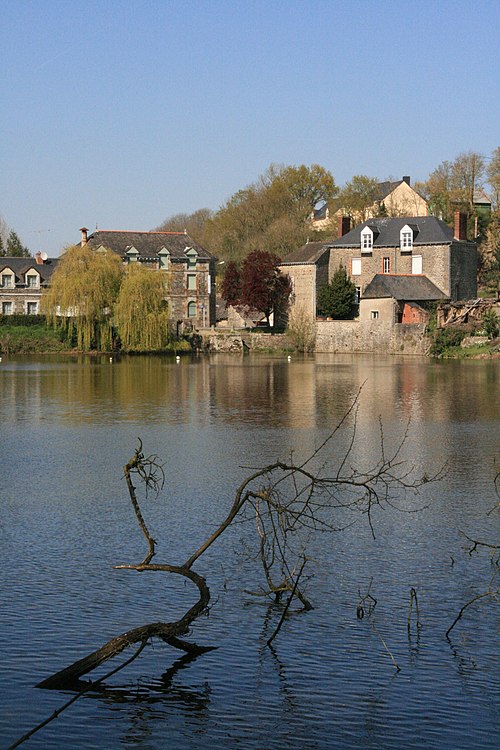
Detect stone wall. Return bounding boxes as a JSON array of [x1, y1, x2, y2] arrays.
[[315, 320, 428, 355], [204, 322, 428, 355]]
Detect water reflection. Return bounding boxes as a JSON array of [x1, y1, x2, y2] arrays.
[[1, 354, 497, 431], [1, 354, 499, 750]]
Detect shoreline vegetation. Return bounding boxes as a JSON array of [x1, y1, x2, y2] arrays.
[[0, 316, 499, 359]]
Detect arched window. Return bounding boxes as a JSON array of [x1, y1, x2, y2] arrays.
[[187, 301, 197, 318]]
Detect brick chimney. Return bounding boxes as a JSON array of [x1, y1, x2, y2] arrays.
[[454, 211, 467, 241], [402, 175, 411, 186], [35, 252, 43, 265], [337, 215, 351, 237], [80, 227, 89, 246]]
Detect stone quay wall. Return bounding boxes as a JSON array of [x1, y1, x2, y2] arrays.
[[201, 322, 428, 355], [315, 320, 429, 355]]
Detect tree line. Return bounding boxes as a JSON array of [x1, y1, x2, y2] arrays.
[[156, 148, 500, 293]]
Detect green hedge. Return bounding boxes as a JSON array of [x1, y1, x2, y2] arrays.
[[0, 314, 47, 327]]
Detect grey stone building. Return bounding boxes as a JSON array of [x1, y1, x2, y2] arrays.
[[280, 212, 477, 324], [0, 254, 59, 315], [81, 228, 217, 328]]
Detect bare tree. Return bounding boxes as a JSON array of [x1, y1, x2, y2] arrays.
[[37, 401, 439, 692]]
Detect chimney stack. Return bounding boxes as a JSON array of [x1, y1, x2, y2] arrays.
[[35, 252, 43, 265], [402, 175, 411, 186], [338, 215, 351, 237], [454, 211, 467, 241], [80, 227, 89, 246]]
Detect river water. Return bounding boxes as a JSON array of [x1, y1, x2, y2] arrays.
[[0, 353, 498, 749]]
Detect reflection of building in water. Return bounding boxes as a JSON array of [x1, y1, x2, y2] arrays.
[[0, 362, 44, 423]]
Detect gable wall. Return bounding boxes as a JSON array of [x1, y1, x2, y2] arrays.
[[381, 182, 428, 217]]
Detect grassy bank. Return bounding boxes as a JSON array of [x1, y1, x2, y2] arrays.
[[0, 323, 71, 354], [0, 315, 194, 355]]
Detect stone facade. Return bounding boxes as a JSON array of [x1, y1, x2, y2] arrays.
[[0, 256, 58, 315], [279, 242, 329, 323], [328, 239, 476, 300], [82, 229, 216, 328], [328, 215, 477, 302]]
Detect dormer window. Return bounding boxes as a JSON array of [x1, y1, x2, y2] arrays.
[[360, 227, 373, 253], [1, 271, 14, 288], [26, 272, 39, 288], [158, 247, 170, 269], [125, 246, 139, 263], [400, 225, 413, 251], [185, 247, 198, 269]]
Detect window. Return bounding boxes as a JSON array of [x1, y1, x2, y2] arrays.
[[383, 257, 391, 273], [158, 248, 170, 268], [411, 255, 423, 274], [187, 274, 197, 291], [187, 301, 197, 318], [185, 248, 198, 269], [2, 301, 12, 315], [400, 225, 413, 251], [1, 273, 13, 288], [351, 258, 361, 276], [27, 302, 38, 315], [126, 246, 139, 263], [360, 228, 373, 253], [371, 310, 379, 320], [355, 287, 361, 304], [26, 274, 39, 288]]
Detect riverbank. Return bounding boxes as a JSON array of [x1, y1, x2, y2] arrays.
[[1, 320, 499, 359]]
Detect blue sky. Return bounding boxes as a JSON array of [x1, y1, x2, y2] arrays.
[[1, 0, 499, 255]]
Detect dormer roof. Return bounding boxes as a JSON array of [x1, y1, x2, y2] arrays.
[[84, 230, 215, 262], [331, 216, 455, 249]]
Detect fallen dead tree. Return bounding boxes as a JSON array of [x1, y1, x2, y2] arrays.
[[37, 399, 440, 693]]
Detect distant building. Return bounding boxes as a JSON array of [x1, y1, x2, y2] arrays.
[[311, 176, 428, 231], [0, 253, 58, 315], [80, 228, 217, 328]]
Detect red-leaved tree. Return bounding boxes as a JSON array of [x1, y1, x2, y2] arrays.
[[240, 250, 292, 325]]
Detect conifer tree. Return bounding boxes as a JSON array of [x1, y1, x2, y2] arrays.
[[6, 230, 30, 257], [317, 265, 356, 319]]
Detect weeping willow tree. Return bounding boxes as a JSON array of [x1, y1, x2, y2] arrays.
[[42, 245, 124, 351], [114, 264, 170, 351]]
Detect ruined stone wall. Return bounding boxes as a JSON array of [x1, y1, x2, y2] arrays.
[[201, 331, 290, 353]]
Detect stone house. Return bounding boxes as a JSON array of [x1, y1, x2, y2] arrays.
[[280, 212, 477, 323], [0, 253, 59, 315], [80, 228, 217, 328], [311, 176, 428, 231]]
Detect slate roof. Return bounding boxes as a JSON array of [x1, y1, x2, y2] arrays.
[[84, 231, 215, 261], [375, 179, 405, 201], [330, 216, 455, 248], [280, 241, 330, 264], [362, 274, 446, 301], [313, 204, 328, 220], [0, 257, 59, 284]]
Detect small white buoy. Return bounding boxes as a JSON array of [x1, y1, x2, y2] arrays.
[[176, 355, 180, 363], [287, 355, 291, 362], [109, 356, 113, 362]]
